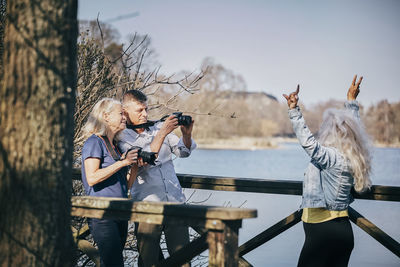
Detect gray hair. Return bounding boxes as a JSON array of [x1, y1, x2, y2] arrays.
[[318, 108, 372, 192], [81, 98, 122, 141], [123, 89, 147, 105]]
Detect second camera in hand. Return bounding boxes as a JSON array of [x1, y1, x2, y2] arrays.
[[125, 147, 157, 165]]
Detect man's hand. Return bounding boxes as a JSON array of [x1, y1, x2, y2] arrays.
[[181, 120, 194, 149], [181, 120, 194, 137], [347, 75, 363, 101], [283, 84, 300, 109], [159, 115, 179, 137], [150, 115, 179, 154]]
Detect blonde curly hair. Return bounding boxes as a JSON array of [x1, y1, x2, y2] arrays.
[[318, 108, 372, 192], [81, 98, 122, 141]]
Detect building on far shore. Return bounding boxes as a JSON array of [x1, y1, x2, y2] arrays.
[[216, 91, 278, 116], [222, 91, 277, 103]]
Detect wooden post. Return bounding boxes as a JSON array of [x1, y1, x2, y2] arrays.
[[207, 221, 241, 267]]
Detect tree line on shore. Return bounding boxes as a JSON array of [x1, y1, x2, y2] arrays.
[[74, 21, 400, 149]]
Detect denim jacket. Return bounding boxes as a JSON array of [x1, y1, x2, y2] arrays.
[[288, 101, 360, 211]]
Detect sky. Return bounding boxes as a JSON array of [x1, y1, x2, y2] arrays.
[[78, 0, 400, 107]]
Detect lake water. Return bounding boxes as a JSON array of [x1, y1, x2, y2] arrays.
[[174, 143, 400, 267]]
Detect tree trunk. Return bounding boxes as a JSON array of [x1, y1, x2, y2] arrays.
[[0, 0, 77, 266], [0, 0, 6, 80]]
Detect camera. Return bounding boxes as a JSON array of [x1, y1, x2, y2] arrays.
[[126, 146, 157, 165], [172, 112, 192, 126]]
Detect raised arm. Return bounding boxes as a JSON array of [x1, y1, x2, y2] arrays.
[[180, 119, 195, 150], [151, 115, 196, 158], [283, 85, 338, 169], [150, 115, 179, 153]]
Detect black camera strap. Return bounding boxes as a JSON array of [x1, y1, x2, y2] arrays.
[[100, 136, 121, 161], [126, 115, 169, 130], [126, 121, 155, 130]]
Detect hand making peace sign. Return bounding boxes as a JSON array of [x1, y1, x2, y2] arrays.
[[347, 75, 363, 101]]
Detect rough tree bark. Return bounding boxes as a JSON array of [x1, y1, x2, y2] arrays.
[[0, 0, 77, 266], [0, 0, 5, 79]]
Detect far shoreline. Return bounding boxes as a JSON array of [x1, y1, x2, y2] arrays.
[[195, 137, 400, 150], [195, 137, 295, 150]]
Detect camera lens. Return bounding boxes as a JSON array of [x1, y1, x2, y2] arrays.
[[172, 112, 192, 126], [128, 146, 157, 165], [179, 115, 192, 126], [138, 150, 157, 165]]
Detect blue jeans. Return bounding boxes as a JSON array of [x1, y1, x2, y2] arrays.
[[88, 218, 128, 267]]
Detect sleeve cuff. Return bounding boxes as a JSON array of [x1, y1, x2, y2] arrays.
[[344, 100, 359, 110], [178, 137, 197, 152], [288, 106, 301, 119]]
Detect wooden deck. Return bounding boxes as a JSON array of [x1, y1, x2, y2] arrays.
[[71, 196, 257, 266], [71, 169, 400, 266]]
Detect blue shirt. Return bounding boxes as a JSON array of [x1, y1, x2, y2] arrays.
[[81, 134, 128, 198]]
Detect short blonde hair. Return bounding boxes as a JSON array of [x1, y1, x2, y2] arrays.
[[81, 98, 122, 140]]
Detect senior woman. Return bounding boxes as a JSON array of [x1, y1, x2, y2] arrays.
[[283, 75, 372, 267], [81, 98, 138, 267]]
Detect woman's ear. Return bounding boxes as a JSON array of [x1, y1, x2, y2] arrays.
[[103, 112, 109, 122]]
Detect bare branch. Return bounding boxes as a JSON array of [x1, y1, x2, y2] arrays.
[[96, 14, 104, 51]]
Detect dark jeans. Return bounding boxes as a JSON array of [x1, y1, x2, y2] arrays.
[[134, 222, 191, 267], [298, 217, 354, 267], [88, 218, 128, 267]]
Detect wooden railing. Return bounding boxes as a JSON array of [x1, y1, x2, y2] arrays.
[[71, 170, 400, 266], [177, 174, 400, 264]]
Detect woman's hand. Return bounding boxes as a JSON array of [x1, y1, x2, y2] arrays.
[[347, 75, 363, 101], [121, 149, 138, 166], [283, 84, 300, 109]]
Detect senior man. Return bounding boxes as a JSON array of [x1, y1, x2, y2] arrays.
[[116, 89, 195, 267]]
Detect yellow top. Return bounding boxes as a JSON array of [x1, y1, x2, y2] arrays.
[[302, 208, 349, 223]]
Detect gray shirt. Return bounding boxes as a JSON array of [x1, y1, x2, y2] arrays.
[[116, 123, 196, 202]]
